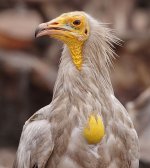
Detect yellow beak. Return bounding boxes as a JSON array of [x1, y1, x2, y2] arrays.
[[35, 18, 70, 38]]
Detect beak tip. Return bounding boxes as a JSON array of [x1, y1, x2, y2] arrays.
[[35, 27, 40, 38], [35, 23, 49, 38]]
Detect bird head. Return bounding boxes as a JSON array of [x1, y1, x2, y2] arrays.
[[35, 11, 90, 70], [35, 11, 89, 44], [35, 11, 118, 71]]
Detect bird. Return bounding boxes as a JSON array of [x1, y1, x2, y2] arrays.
[[13, 11, 139, 168]]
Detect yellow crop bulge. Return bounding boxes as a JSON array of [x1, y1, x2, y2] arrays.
[[83, 114, 105, 144]]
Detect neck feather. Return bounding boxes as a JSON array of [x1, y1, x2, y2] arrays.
[[52, 19, 118, 115], [52, 45, 114, 101], [67, 41, 83, 70]]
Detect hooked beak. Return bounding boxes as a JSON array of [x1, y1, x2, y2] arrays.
[[35, 19, 70, 38], [35, 23, 48, 38]]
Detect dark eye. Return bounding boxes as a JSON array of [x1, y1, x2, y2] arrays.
[[73, 20, 81, 25]]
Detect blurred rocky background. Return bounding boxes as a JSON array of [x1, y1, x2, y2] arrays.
[[0, 0, 149, 167]]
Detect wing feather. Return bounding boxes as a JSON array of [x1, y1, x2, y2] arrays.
[[13, 109, 54, 168]]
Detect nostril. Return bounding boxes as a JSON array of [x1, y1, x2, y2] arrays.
[[85, 29, 88, 35], [51, 22, 59, 25]]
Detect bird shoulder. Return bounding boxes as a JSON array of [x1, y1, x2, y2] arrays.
[[13, 105, 54, 168]]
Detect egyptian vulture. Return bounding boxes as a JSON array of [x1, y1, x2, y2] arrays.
[[13, 11, 139, 168]]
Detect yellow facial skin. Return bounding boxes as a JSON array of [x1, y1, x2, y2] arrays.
[[83, 115, 105, 144], [35, 12, 89, 70]]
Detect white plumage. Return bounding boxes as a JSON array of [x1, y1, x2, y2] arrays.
[[13, 12, 139, 168]]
